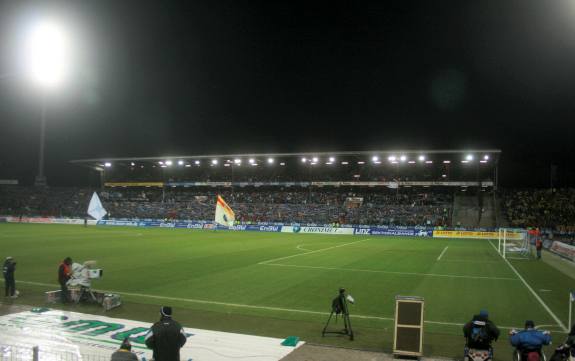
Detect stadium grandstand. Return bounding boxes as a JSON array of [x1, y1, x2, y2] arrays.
[[4, 149, 499, 228], [2, 150, 575, 237]]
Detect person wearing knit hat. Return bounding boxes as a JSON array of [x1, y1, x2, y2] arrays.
[[110, 338, 138, 361], [463, 309, 500, 350], [145, 306, 187, 361], [3, 256, 17, 298]]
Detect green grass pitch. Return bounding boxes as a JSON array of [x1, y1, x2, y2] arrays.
[[1, 223, 572, 357]]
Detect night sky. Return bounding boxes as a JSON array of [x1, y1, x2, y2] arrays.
[[0, 1, 574, 186]]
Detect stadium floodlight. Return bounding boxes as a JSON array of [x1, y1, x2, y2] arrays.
[[466, 154, 473, 161], [480, 160, 488, 164], [158, 161, 164, 165], [312, 157, 318, 162], [178, 160, 184, 166], [341, 161, 349, 165], [357, 161, 365, 165], [224, 163, 230, 167], [194, 160, 200, 165], [372, 156, 379, 162], [211, 159, 218, 165], [443, 160, 451, 164], [400, 155, 407, 162], [185, 164, 191, 167], [442, 174, 447, 178], [267, 158, 274, 164], [165, 160, 173, 166], [234, 159, 242, 164], [408, 160, 416, 164], [24, 20, 71, 89], [280, 162, 285, 166], [104, 162, 111, 168], [387, 155, 396, 162], [418, 155, 425, 161], [248, 158, 255, 164], [484, 155, 489, 160], [329, 156, 335, 162], [130, 162, 135, 166], [425, 160, 433, 164], [301, 157, 307, 163]]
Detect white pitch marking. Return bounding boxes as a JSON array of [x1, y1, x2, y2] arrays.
[[296, 244, 313, 252], [437, 246, 449, 261], [488, 240, 568, 332], [3, 279, 523, 330], [258, 238, 371, 265], [261, 263, 518, 281]]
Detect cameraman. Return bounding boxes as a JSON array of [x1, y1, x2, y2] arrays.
[[3, 256, 16, 298], [510, 320, 552, 359], [58, 257, 73, 303], [463, 310, 500, 350]]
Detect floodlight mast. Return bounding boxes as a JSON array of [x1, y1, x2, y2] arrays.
[[23, 19, 71, 186]]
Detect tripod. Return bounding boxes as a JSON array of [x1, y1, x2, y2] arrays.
[[322, 292, 354, 340]]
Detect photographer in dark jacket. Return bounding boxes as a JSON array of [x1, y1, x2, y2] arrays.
[[463, 310, 501, 349], [58, 257, 73, 303], [145, 306, 187, 361], [3, 257, 16, 298]]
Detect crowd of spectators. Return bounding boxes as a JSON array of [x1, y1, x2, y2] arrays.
[[0, 186, 453, 227], [502, 188, 575, 233]]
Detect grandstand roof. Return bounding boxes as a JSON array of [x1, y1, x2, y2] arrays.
[[70, 149, 501, 169]]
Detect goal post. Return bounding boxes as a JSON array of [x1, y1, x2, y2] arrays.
[[497, 228, 530, 259]]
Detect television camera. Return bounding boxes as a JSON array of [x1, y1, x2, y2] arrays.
[[52, 260, 120, 310], [322, 288, 355, 340]]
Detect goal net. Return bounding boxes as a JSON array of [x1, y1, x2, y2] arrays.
[[497, 228, 531, 259]]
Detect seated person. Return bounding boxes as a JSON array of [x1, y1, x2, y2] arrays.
[[510, 320, 552, 360], [463, 310, 500, 350]]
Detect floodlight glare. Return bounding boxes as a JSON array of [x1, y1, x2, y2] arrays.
[[211, 159, 218, 165], [158, 161, 164, 165], [301, 157, 307, 163], [165, 160, 173, 166], [195, 160, 200, 165], [104, 162, 111, 168], [484, 155, 489, 160], [387, 155, 396, 162], [418, 155, 425, 161], [178, 160, 184, 166], [249, 158, 255, 164], [372, 156, 379, 162], [466, 154, 473, 161], [400, 155, 407, 162], [234, 159, 242, 164], [130, 162, 135, 166], [24, 20, 71, 89], [329, 157, 335, 162], [267, 158, 274, 164], [312, 157, 318, 162]]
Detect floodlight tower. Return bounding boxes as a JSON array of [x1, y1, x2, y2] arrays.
[[23, 19, 71, 186]]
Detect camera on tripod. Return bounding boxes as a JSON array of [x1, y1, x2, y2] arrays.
[[323, 288, 355, 340]]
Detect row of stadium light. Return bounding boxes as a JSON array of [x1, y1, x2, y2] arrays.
[[102, 154, 490, 168]]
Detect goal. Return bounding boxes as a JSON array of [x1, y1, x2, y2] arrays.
[[497, 228, 531, 259]]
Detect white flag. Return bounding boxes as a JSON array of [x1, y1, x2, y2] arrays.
[[214, 195, 235, 227], [87, 192, 107, 220]]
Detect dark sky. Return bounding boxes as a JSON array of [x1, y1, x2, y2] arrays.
[[0, 1, 574, 185]]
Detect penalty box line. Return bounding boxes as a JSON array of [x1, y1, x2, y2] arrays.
[[261, 263, 518, 281], [488, 240, 568, 332], [3, 279, 528, 331], [258, 238, 372, 265]]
